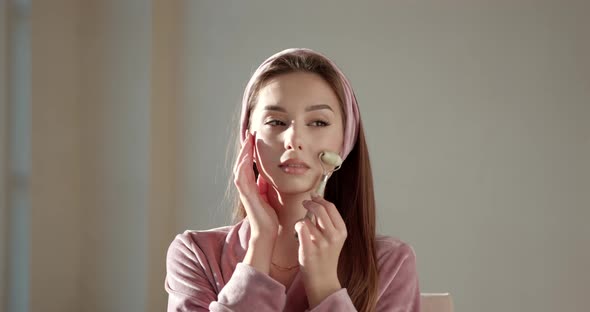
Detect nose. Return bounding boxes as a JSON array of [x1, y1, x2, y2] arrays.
[[284, 122, 303, 151]]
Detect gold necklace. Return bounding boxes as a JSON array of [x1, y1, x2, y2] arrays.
[[271, 261, 300, 272]]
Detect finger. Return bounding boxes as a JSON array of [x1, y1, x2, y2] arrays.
[[241, 129, 252, 147], [234, 152, 254, 192], [294, 221, 311, 259], [295, 219, 320, 256], [233, 131, 252, 174], [256, 175, 269, 203], [234, 135, 256, 186], [302, 199, 335, 233], [303, 217, 324, 243], [256, 175, 268, 194], [311, 195, 346, 232], [252, 131, 258, 163], [238, 134, 255, 176]]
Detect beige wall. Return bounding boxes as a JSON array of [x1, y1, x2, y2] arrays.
[[30, 1, 81, 311], [3, 1, 589, 312], [77, 1, 178, 311], [148, 0, 180, 310], [78, 1, 151, 310]]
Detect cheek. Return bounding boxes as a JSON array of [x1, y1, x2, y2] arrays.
[[316, 128, 344, 154], [254, 137, 278, 165]]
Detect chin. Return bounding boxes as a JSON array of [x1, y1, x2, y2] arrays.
[[278, 186, 314, 196], [267, 175, 317, 196], [274, 180, 315, 195]]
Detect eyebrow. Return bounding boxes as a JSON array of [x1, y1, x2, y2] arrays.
[[263, 104, 334, 113]]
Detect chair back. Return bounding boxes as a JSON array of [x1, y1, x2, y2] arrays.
[[420, 293, 454, 312]]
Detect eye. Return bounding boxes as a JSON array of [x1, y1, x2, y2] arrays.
[[310, 120, 330, 127], [264, 119, 286, 127]]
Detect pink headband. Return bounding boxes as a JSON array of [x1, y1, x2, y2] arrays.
[[239, 48, 360, 161]]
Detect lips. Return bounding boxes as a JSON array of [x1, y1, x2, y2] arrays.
[[278, 158, 310, 174], [279, 159, 310, 168]]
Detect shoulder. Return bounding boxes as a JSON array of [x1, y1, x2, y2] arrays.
[[168, 224, 232, 254], [373, 235, 421, 309], [374, 234, 419, 283], [165, 223, 246, 300], [166, 221, 246, 270], [375, 234, 417, 262]]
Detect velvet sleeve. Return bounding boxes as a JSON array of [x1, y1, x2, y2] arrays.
[[307, 242, 420, 312], [165, 233, 287, 311], [375, 243, 421, 312]]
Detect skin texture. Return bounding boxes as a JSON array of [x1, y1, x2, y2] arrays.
[[233, 71, 347, 308]]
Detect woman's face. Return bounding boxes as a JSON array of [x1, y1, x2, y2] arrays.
[[249, 71, 344, 195]]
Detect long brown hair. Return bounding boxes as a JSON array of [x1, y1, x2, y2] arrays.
[[226, 50, 378, 312]]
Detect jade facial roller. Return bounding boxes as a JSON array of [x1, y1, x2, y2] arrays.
[[305, 151, 343, 224], [295, 151, 343, 240]]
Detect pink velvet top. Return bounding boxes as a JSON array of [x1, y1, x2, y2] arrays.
[[165, 219, 421, 311]]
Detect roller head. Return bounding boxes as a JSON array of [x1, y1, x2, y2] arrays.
[[320, 151, 343, 168]]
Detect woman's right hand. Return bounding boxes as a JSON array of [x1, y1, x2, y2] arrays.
[[233, 131, 279, 241]]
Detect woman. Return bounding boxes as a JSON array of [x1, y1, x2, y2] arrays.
[[165, 48, 421, 312]]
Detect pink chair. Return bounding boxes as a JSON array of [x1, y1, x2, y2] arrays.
[[420, 293, 454, 312]]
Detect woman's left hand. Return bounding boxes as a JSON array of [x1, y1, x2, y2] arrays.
[[294, 194, 348, 308]]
